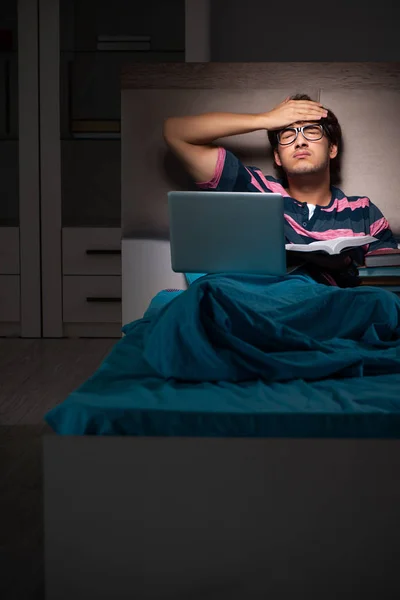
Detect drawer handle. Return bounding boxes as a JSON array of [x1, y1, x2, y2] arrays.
[[86, 249, 121, 255], [86, 297, 122, 303]]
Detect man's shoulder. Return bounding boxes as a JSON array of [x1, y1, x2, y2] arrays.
[[224, 151, 274, 177], [246, 168, 286, 193], [245, 165, 279, 182], [244, 166, 284, 185], [333, 186, 372, 206]]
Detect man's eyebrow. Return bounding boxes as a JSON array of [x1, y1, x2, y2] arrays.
[[291, 120, 320, 125]]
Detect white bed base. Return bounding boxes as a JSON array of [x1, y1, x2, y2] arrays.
[[43, 435, 400, 599]]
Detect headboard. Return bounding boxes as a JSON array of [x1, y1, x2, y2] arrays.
[[121, 62, 400, 238], [120, 63, 400, 324]]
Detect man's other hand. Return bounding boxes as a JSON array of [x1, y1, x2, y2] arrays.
[[288, 251, 353, 271]]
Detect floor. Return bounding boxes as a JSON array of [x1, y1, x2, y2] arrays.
[[0, 338, 116, 600]]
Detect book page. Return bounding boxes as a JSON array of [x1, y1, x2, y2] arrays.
[[286, 235, 376, 255]]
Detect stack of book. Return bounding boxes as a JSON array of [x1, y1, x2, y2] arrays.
[[358, 248, 400, 296]]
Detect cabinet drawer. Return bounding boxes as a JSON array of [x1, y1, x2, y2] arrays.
[[63, 276, 121, 323], [0, 275, 20, 321], [0, 228, 19, 274], [62, 228, 121, 275]]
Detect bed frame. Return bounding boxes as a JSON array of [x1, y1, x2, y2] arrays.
[[43, 63, 400, 599]]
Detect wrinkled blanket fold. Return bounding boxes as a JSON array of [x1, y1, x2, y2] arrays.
[[141, 273, 400, 382]]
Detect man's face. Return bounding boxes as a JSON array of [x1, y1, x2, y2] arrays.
[[273, 121, 338, 179]]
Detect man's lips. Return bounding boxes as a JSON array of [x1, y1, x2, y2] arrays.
[[293, 151, 311, 158]]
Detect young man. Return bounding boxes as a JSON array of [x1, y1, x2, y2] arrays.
[[163, 94, 398, 286]]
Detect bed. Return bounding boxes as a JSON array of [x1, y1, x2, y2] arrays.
[[43, 63, 400, 600]]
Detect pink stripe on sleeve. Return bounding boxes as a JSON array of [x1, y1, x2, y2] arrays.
[[320, 197, 370, 213], [244, 167, 265, 192], [255, 174, 291, 197], [195, 147, 226, 189], [253, 169, 290, 196], [370, 216, 389, 237]]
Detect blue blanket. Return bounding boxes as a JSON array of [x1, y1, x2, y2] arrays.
[[44, 273, 400, 437], [141, 273, 400, 382]]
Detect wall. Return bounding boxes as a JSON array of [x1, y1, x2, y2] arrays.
[[210, 0, 399, 61]]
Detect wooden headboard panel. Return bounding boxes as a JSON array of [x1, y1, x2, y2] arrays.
[[121, 63, 400, 238]]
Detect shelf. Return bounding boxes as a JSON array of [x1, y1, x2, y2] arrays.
[[61, 137, 120, 141], [68, 119, 120, 139], [60, 49, 184, 54], [61, 220, 121, 228]]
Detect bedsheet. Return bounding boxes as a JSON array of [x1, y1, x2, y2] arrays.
[[45, 273, 400, 437]]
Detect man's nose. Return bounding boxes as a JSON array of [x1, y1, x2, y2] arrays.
[[295, 132, 309, 147]]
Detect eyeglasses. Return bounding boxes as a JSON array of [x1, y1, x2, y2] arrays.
[[277, 124, 325, 146]]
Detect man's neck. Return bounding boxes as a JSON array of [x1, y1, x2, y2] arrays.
[[285, 174, 332, 206]]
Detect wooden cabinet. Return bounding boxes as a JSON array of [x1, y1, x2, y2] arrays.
[[63, 275, 121, 323], [0, 0, 40, 337], [62, 228, 121, 275], [51, 1, 185, 336], [0, 0, 186, 337], [62, 228, 122, 337], [60, 0, 185, 126]]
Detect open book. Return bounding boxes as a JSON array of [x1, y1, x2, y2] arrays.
[[285, 235, 377, 256]]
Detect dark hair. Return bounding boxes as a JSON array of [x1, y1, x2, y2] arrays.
[[266, 93, 343, 186]]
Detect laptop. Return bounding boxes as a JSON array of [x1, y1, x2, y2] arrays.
[[168, 191, 287, 275]]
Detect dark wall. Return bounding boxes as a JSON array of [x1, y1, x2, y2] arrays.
[[210, 0, 399, 61]]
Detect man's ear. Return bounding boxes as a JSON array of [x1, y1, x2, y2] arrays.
[[274, 148, 282, 167], [329, 143, 338, 160]]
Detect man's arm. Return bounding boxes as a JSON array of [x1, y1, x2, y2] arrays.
[[162, 98, 327, 183], [162, 112, 269, 183], [367, 202, 398, 253]]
